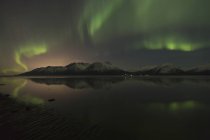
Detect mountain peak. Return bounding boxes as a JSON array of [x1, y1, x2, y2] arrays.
[[65, 63, 90, 71], [138, 63, 184, 75]]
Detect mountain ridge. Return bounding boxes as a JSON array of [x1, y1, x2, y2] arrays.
[[20, 62, 126, 76], [20, 62, 210, 76]]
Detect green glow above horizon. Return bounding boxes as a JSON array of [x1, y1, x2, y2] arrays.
[[14, 44, 48, 71], [1, 68, 23, 74], [80, 0, 210, 51], [0, 44, 48, 74], [143, 38, 203, 52]]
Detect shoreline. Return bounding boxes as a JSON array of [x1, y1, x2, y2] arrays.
[[1, 75, 210, 79], [0, 94, 101, 140]]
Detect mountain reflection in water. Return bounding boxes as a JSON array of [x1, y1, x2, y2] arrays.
[[29, 76, 210, 89], [1, 76, 210, 140], [29, 77, 125, 89]]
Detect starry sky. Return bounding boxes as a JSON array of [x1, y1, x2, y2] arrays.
[[0, 0, 210, 74]]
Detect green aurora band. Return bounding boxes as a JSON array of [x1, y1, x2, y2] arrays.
[[15, 44, 48, 71], [142, 37, 208, 52], [80, 0, 122, 36], [79, 0, 210, 51], [1, 44, 48, 74]]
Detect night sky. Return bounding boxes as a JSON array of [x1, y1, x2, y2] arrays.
[[1, 0, 210, 74]]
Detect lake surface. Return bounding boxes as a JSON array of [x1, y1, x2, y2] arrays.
[[1, 76, 210, 140]]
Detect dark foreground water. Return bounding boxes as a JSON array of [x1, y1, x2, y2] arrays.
[[1, 76, 210, 140]]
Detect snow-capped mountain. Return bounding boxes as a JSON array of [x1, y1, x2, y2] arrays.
[[20, 62, 125, 76], [20, 63, 210, 76], [187, 64, 210, 75], [65, 63, 90, 72], [137, 64, 184, 75]]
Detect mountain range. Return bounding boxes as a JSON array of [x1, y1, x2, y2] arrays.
[[20, 62, 125, 76], [20, 62, 210, 76]]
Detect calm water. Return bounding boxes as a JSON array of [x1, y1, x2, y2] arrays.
[[1, 76, 210, 140]]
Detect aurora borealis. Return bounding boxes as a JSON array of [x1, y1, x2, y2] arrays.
[[14, 44, 47, 71], [1, 0, 210, 74]]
